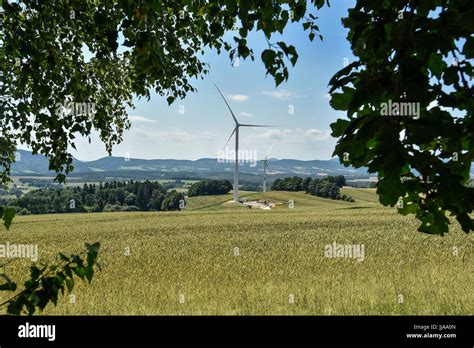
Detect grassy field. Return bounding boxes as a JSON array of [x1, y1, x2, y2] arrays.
[[0, 188, 472, 315]]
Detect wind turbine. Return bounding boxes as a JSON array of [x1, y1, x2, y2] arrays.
[[263, 142, 276, 193], [214, 83, 273, 203]]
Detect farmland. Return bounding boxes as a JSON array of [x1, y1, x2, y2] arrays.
[[0, 188, 472, 315]]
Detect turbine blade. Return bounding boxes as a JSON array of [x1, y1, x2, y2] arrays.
[[265, 160, 270, 171], [265, 141, 276, 158], [214, 83, 239, 125], [239, 124, 275, 127], [223, 127, 237, 149]]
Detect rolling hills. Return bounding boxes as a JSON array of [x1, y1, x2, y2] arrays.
[[11, 150, 370, 179]]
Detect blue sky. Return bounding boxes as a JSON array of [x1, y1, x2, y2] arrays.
[[72, 0, 356, 162]]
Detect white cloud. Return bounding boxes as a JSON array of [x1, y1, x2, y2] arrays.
[[72, 126, 335, 162], [304, 129, 329, 140], [322, 93, 331, 100], [255, 129, 284, 140], [254, 128, 330, 142], [261, 89, 308, 100], [239, 112, 253, 118], [129, 115, 157, 123], [228, 94, 249, 102], [262, 89, 292, 100], [131, 127, 215, 142]]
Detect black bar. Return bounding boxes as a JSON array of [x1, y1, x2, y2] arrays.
[[0, 316, 472, 346]]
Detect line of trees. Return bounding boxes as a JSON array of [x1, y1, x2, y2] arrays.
[[271, 175, 354, 202], [0, 180, 185, 215], [0, 185, 22, 197], [187, 179, 233, 197]]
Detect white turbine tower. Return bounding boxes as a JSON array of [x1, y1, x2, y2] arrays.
[[214, 83, 272, 203], [263, 142, 275, 193]]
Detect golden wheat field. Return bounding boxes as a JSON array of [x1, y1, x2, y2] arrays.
[[0, 188, 473, 315]]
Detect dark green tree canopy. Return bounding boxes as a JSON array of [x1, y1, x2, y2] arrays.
[[188, 179, 233, 196], [329, 0, 473, 235]]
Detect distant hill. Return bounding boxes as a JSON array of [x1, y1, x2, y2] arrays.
[[10, 150, 370, 179], [11, 150, 474, 182]]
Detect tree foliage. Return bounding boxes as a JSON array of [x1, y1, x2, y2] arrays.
[[187, 179, 233, 197], [160, 190, 185, 211], [0, 206, 16, 230], [0, 180, 185, 214], [271, 175, 352, 201], [271, 176, 304, 191], [1, 0, 327, 185], [0, 242, 101, 315], [330, 0, 474, 235]]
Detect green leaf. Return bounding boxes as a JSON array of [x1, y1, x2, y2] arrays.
[[0, 282, 17, 291], [443, 67, 459, 85], [418, 210, 450, 236], [377, 172, 404, 206], [30, 265, 42, 280], [261, 49, 276, 67], [274, 73, 284, 86], [7, 297, 26, 315], [329, 87, 354, 111], [277, 42, 289, 55], [85, 242, 100, 255], [65, 277, 74, 292], [73, 266, 86, 279], [330, 119, 350, 137], [456, 213, 473, 233], [462, 37, 474, 58], [238, 44, 250, 59], [2, 207, 16, 230], [0, 274, 17, 291], [418, 0, 437, 16], [85, 267, 94, 283], [210, 22, 222, 35], [398, 200, 418, 215], [166, 96, 175, 105], [427, 53, 446, 79]]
